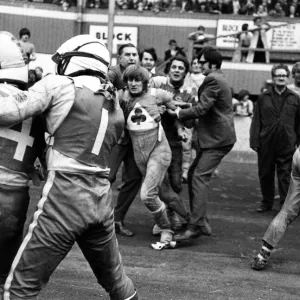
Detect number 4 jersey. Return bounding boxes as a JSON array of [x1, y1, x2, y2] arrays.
[[0, 75, 124, 176], [0, 86, 46, 187]]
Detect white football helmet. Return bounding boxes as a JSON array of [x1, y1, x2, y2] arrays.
[[0, 31, 28, 87], [52, 34, 110, 78]]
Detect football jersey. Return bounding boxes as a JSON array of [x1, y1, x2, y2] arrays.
[[53, 86, 124, 169], [0, 86, 45, 174]]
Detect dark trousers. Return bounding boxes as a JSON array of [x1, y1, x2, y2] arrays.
[[108, 143, 143, 223], [0, 184, 29, 291], [258, 145, 293, 208], [168, 145, 183, 194], [188, 145, 233, 228]]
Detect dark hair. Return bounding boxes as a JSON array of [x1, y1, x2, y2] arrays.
[[169, 39, 177, 45], [253, 16, 262, 23], [139, 48, 157, 62], [271, 63, 290, 78], [122, 65, 149, 92], [118, 43, 137, 56], [292, 62, 300, 78], [19, 28, 31, 39], [191, 56, 198, 66], [197, 25, 206, 31], [165, 55, 190, 74], [199, 46, 222, 69], [238, 89, 250, 100], [241, 24, 248, 31]]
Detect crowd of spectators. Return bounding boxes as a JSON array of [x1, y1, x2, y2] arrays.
[[95, 0, 300, 17], [17, 0, 300, 16]]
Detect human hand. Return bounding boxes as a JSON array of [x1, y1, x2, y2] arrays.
[[167, 107, 181, 118], [158, 105, 166, 115], [251, 147, 259, 152]]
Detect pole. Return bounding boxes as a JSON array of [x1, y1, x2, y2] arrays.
[[76, 0, 84, 35], [107, 0, 115, 64]]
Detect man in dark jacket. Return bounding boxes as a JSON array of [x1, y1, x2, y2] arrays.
[[107, 43, 141, 237], [250, 64, 300, 212], [169, 47, 236, 241]]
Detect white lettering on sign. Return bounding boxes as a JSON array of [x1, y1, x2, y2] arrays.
[[0, 118, 34, 161], [91, 108, 108, 155], [217, 19, 253, 48]]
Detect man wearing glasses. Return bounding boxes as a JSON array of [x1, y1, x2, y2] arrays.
[[250, 64, 300, 213], [168, 47, 236, 241]]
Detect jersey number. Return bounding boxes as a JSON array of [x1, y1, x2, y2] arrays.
[[91, 108, 108, 155], [0, 118, 34, 161]]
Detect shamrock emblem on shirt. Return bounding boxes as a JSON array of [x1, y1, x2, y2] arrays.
[[131, 108, 146, 125]]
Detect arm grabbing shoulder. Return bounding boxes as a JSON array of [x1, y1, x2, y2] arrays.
[[0, 75, 73, 126]]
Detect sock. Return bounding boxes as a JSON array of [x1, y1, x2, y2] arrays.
[[258, 242, 273, 260]]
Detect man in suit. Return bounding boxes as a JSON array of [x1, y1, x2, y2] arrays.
[[107, 43, 141, 237], [169, 47, 236, 241]]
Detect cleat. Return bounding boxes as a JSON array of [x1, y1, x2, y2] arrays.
[[151, 241, 178, 250], [251, 254, 269, 270]]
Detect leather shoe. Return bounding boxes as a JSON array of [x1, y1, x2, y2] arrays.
[[256, 204, 272, 213], [174, 228, 202, 241], [115, 221, 134, 237], [199, 219, 212, 236]]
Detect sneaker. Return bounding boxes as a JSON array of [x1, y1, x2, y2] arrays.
[[199, 218, 212, 236], [251, 247, 271, 270], [115, 221, 134, 237]]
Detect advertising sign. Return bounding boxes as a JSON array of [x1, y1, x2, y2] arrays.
[[216, 19, 300, 50], [89, 25, 138, 65]]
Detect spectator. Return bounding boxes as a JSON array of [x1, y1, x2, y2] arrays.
[[269, 1, 287, 16], [28, 69, 37, 88], [18, 28, 36, 63], [232, 0, 241, 13], [107, 43, 140, 237], [232, 23, 253, 62], [35, 66, 43, 81], [180, 0, 199, 12], [250, 64, 300, 213], [221, 0, 234, 13], [287, 62, 300, 95], [207, 0, 222, 13], [239, 0, 256, 15], [164, 39, 186, 62], [150, 55, 195, 233], [246, 16, 271, 63], [171, 47, 236, 242], [253, 3, 269, 15], [233, 89, 254, 116], [251, 65, 300, 270], [108, 43, 139, 90], [188, 25, 215, 56], [288, 4, 297, 17], [261, 78, 273, 92], [169, 0, 182, 10], [184, 56, 205, 98], [196, 0, 208, 12], [116, 0, 129, 9], [261, 0, 272, 11], [139, 48, 165, 77], [182, 56, 205, 183]]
